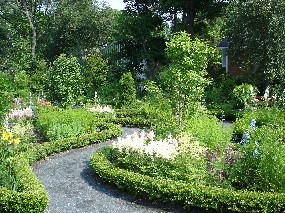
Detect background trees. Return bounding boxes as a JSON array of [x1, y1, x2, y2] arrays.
[[42, 0, 118, 61], [224, 0, 285, 91], [3, 0, 284, 108], [123, 0, 228, 35], [112, 6, 166, 79]]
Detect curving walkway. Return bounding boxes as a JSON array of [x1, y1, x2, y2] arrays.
[[33, 128, 205, 213]]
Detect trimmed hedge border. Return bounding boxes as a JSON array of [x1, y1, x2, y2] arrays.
[[0, 122, 122, 213], [109, 108, 156, 127], [105, 117, 153, 127], [90, 148, 285, 213]]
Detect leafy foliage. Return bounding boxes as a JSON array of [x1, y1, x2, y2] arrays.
[[118, 72, 136, 107], [0, 127, 20, 190], [83, 53, 108, 98], [14, 70, 30, 98], [41, 0, 118, 61], [0, 118, 121, 213], [35, 107, 96, 141], [232, 84, 258, 109], [161, 31, 215, 128], [183, 113, 232, 152], [47, 54, 83, 107], [225, 0, 285, 89], [0, 73, 13, 122], [229, 126, 285, 193], [141, 81, 177, 138], [91, 146, 285, 212], [112, 9, 166, 79]]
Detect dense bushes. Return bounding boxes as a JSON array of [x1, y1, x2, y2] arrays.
[[118, 72, 136, 107], [230, 107, 285, 193], [0, 106, 122, 213], [183, 113, 232, 151], [46, 54, 83, 107], [0, 73, 13, 122], [34, 107, 97, 141], [233, 107, 285, 141], [90, 148, 285, 212], [89, 107, 285, 212], [0, 155, 48, 213], [83, 53, 108, 98]]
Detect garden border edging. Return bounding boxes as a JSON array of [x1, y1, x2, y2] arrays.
[[0, 122, 122, 213], [90, 147, 285, 212]]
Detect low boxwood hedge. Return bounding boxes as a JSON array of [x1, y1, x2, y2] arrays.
[[105, 117, 153, 127], [0, 122, 122, 213], [90, 148, 285, 213], [0, 155, 47, 213]]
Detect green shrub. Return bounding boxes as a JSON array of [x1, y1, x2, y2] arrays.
[[34, 107, 96, 141], [10, 119, 36, 145], [0, 73, 13, 122], [30, 59, 49, 95], [183, 113, 233, 151], [0, 155, 48, 213], [14, 71, 30, 99], [229, 125, 285, 193], [232, 84, 258, 109], [233, 107, 285, 142], [47, 54, 83, 107], [108, 147, 209, 185], [118, 72, 136, 107], [0, 128, 20, 191], [141, 81, 178, 138], [205, 74, 237, 104], [83, 53, 108, 98]]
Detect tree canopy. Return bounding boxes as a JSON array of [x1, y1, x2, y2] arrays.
[[224, 0, 285, 90], [123, 0, 228, 35]]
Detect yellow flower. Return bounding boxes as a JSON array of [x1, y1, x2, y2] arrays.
[[14, 138, 20, 145], [2, 131, 13, 141]]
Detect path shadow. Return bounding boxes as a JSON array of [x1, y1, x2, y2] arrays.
[[80, 160, 212, 213]]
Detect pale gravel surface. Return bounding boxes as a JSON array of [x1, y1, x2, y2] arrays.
[[33, 127, 208, 213]]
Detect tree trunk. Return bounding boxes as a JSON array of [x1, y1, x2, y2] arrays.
[[185, 0, 195, 36], [21, 0, 36, 58], [172, 12, 177, 32]]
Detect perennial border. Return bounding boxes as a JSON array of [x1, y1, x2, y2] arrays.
[[0, 122, 122, 213], [90, 148, 285, 212]]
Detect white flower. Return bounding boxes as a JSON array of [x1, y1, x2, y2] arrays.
[[112, 130, 178, 160], [89, 105, 114, 113]]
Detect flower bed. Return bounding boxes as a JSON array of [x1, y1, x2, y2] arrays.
[[89, 107, 285, 212], [0, 122, 122, 213], [90, 148, 285, 212]]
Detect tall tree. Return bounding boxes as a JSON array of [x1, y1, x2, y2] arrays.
[[0, 0, 49, 58], [224, 0, 285, 90], [124, 0, 228, 35], [161, 32, 215, 129], [112, 8, 166, 79], [42, 0, 117, 61]]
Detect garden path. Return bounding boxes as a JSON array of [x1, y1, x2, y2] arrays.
[[33, 127, 205, 213]]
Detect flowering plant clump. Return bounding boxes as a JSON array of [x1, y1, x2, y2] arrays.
[[112, 130, 178, 160], [8, 107, 33, 120], [178, 134, 206, 159], [89, 105, 114, 113], [0, 128, 20, 145], [1, 127, 20, 157], [37, 100, 52, 107], [0, 127, 20, 190]]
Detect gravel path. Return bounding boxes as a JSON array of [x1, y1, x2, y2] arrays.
[[33, 127, 206, 213]]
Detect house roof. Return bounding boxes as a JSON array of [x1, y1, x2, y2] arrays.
[[216, 39, 229, 49]]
